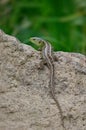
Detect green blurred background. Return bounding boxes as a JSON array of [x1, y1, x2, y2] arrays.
[[0, 0, 86, 54]]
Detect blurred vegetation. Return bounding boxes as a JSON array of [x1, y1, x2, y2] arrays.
[[0, 0, 86, 54]]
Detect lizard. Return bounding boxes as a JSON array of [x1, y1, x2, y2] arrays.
[[29, 37, 65, 130]]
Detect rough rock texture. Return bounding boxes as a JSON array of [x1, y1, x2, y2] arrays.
[[0, 30, 86, 130]]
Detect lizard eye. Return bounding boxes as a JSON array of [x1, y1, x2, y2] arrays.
[[33, 38, 36, 41]]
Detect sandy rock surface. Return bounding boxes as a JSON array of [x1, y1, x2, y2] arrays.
[[0, 30, 86, 130]]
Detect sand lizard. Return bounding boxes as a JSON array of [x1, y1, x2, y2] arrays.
[[29, 37, 65, 129]]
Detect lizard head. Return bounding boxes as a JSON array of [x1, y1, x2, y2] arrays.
[[29, 37, 45, 47]]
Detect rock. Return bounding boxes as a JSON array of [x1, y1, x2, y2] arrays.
[[0, 29, 86, 130]]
